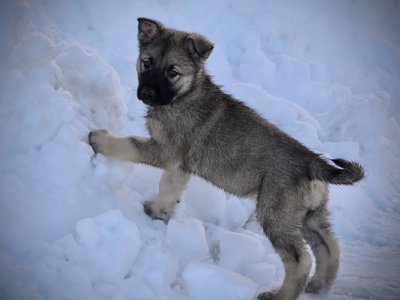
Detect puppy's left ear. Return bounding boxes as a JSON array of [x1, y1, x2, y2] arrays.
[[188, 33, 214, 60], [138, 17, 164, 45]]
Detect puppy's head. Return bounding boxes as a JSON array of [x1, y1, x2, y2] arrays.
[[136, 18, 213, 106]]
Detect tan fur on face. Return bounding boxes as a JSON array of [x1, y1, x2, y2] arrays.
[[174, 74, 193, 97]]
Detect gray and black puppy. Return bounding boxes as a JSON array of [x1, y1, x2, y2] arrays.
[[89, 18, 364, 300]]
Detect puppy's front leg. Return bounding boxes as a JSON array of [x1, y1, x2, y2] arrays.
[[88, 129, 166, 168], [89, 130, 189, 223], [144, 166, 190, 222]]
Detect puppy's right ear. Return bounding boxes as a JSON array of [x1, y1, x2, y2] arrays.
[[187, 33, 214, 61], [137, 18, 164, 45]]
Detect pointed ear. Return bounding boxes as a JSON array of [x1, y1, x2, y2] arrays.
[[137, 17, 164, 45], [187, 33, 214, 60]]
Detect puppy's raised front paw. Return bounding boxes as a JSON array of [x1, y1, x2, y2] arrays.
[[89, 129, 111, 155]]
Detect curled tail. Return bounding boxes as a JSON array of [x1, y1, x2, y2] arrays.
[[309, 157, 365, 185]]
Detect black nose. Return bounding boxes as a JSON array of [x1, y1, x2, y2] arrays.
[[139, 87, 156, 101]]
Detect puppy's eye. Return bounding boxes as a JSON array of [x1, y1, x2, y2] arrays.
[[167, 69, 179, 78], [142, 59, 152, 70]]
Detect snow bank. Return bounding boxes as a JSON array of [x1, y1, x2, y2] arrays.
[[218, 231, 265, 274], [73, 210, 141, 282], [182, 261, 258, 300], [0, 210, 142, 300], [166, 218, 209, 265], [0, 0, 130, 244]]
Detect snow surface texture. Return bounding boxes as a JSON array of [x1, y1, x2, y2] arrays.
[[0, 0, 399, 299]]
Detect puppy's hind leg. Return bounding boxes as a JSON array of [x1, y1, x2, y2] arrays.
[[302, 205, 340, 293], [257, 184, 311, 300], [144, 165, 190, 222]]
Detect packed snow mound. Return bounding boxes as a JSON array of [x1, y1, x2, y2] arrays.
[[182, 261, 258, 300], [67, 210, 141, 283], [1, 0, 399, 300], [166, 218, 209, 265]]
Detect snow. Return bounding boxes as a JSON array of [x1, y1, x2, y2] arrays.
[[182, 261, 258, 300], [0, 0, 399, 300], [218, 230, 265, 274], [166, 218, 209, 265]]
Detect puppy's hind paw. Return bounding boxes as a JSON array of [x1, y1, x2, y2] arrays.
[[257, 290, 282, 300], [305, 278, 330, 294]]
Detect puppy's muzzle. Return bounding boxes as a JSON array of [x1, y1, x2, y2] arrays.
[[138, 86, 157, 103]]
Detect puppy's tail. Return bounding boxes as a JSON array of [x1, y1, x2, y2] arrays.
[[309, 157, 365, 185]]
